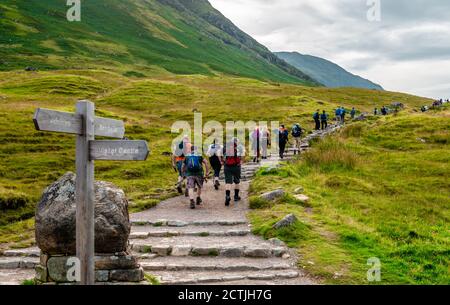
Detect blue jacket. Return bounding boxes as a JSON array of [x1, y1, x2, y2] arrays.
[[335, 108, 342, 116]]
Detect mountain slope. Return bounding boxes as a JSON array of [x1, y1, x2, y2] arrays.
[[0, 0, 319, 85], [276, 52, 383, 90]]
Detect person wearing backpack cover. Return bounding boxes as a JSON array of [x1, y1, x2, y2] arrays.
[[172, 135, 191, 195], [278, 125, 289, 159], [291, 123, 303, 155], [182, 146, 210, 209], [206, 139, 223, 190], [313, 110, 320, 131], [321, 110, 328, 130], [222, 138, 245, 206]]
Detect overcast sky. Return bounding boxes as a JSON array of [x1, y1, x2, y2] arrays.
[[209, 0, 450, 98]]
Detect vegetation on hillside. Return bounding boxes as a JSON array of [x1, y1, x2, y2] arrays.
[[0, 69, 431, 249], [248, 107, 450, 284], [0, 0, 317, 85]]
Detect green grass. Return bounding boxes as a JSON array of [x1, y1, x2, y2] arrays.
[[0, 68, 434, 255], [0, 0, 317, 85], [248, 108, 450, 284]]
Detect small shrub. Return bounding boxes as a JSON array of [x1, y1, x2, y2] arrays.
[[249, 196, 271, 209], [342, 123, 364, 138], [0, 191, 30, 210], [123, 71, 146, 78], [303, 138, 359, 171]]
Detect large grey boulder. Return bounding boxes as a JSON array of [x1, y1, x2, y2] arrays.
[[35, 172, 130, 255]]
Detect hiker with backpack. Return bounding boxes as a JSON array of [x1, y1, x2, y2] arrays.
[[335, 107, 342, 124], [340, 107, 347, 124], [206, 139, 223, 190], [222, 138, 245, 206], [182, 145, 210, 209], [172, 135, 191, 195], [374, 108, 379, 116], [260, 127, 270, 159], [381, 106, 388, 116], [278, 125, 289, 159], [313, 110, 320, 130], [321, 110, 328, 130], [351, 107, 356, 119], [251, 126, 261, 163], [291, 123, 303, 155]]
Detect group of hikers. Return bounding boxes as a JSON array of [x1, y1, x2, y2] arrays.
[[313, 107, 357, 130], [171, 135, 247, 209], [171, 122, 308, 209], [373, 106, 390, 116], [422, 98, 448, 112], [171, 105, 367, 209]]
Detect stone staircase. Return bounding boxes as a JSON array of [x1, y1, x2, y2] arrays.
[[0, 125, 341, 285]]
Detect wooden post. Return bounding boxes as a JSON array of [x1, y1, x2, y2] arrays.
[[75, 100, 95, 285]]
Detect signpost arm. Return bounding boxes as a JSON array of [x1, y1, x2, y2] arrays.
[[75, 100, 95, 285]]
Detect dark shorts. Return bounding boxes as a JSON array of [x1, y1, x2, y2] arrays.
[[224, 165, 241, 185], [209, 157, 222, 178], [187, 176, 203, 189]]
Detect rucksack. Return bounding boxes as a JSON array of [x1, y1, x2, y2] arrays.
[[186, 155, 202, 172], [313, 112, 320, 120], [175, 141, 185, 158], [224, 142, 241, 166], [292, 125, 302, 137]]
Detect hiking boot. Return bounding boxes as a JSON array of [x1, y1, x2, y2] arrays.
[[214, 180, 220, 190], [196, 197, 202, 205], [225, 196, 231, 206], [190, 200, 196, 209], [177, 184, 183, 194], [234, 195, 241, 202]]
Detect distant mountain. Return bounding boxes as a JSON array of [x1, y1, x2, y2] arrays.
[[276, 52, 383, 90], [0, 0, 319, 86]]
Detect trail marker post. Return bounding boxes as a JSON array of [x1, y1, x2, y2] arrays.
[[33, 100, 149, 285]]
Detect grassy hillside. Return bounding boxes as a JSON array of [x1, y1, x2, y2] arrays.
[[0, 69, 431, 249], [0, 0, 318, 85], [276, 52, 383, 90], [248, 107, 450, 284]]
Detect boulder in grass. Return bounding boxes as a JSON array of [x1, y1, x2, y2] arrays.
[[35, 172, 130, 255], [273, 214, 297, 229], [259, 189, 285, 202]]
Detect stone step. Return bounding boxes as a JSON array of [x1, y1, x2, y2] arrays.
[[152, 269, 300, 285], [131, 219, 248, 227], [130, 235, 288, 258], [0, 269, 36, 285], [1, 248, 40, 257], [131, 224, 251, 239], [140, 256, 294, 272], [0, 257, 38, 269]]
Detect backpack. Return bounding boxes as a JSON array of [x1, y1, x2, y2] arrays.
[[224, 142, 241, 166], [186, 155, 202, 172], [313, 112, 320, 120], [175, 141, 185, 158], [292, 125, 302, 137]]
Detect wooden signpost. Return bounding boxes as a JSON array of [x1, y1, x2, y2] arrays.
[[33, 100, 149, 285]]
